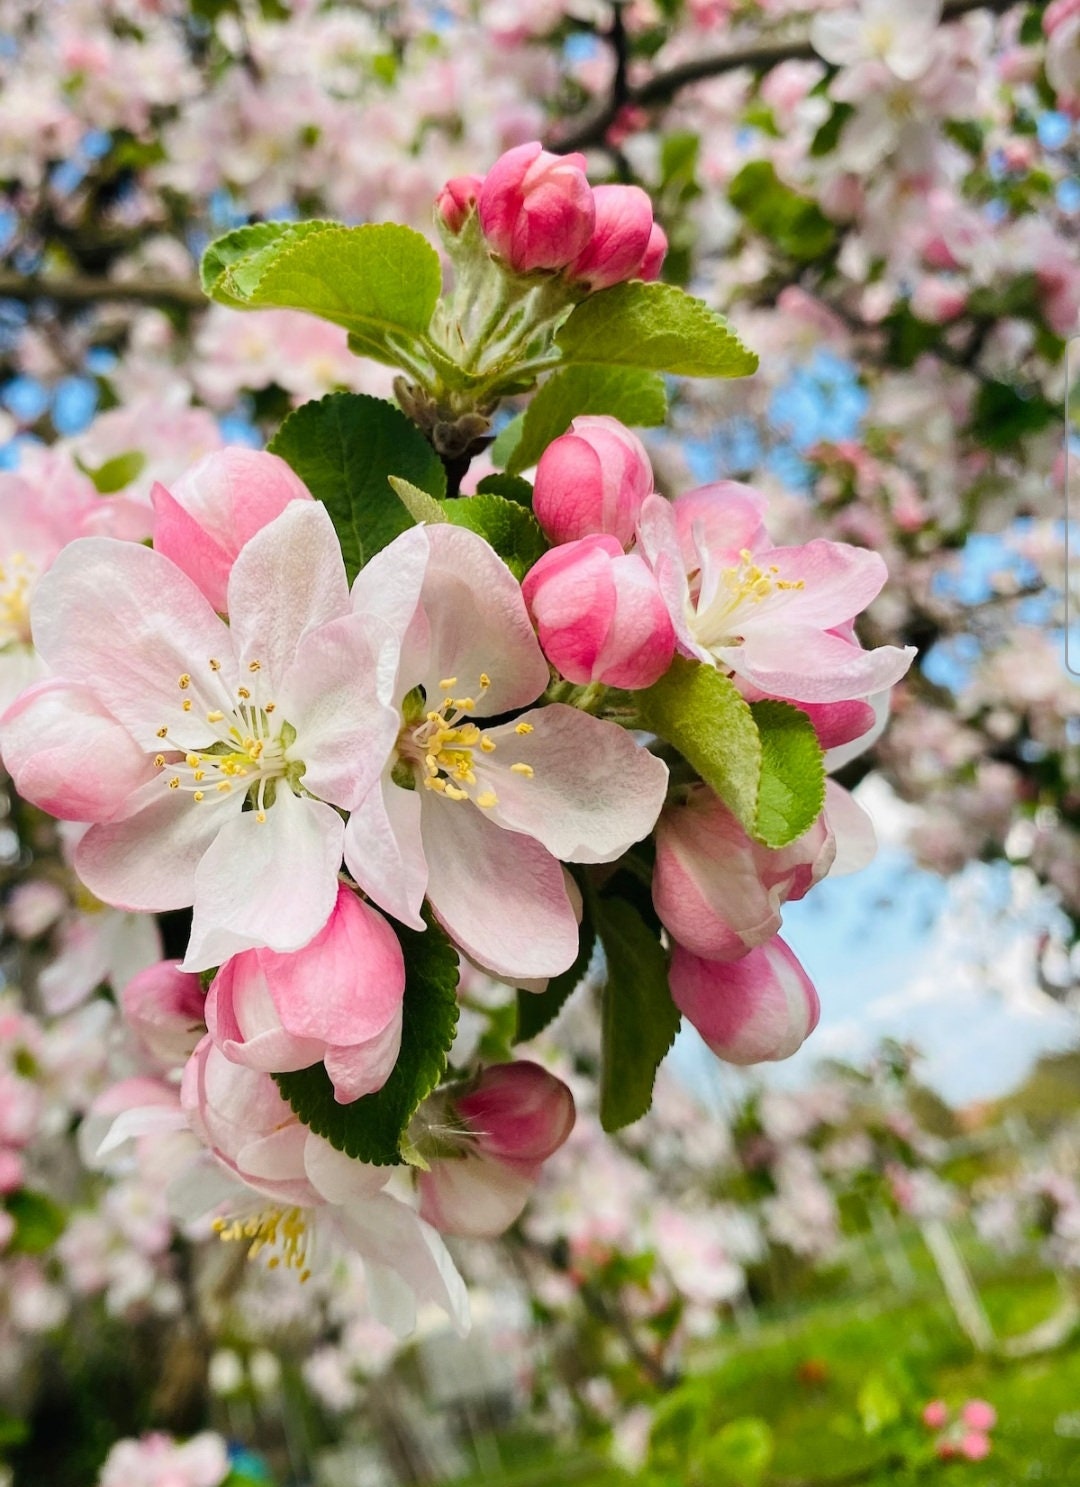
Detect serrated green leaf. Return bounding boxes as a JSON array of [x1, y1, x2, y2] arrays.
[[476, 472, 534, 508], [389, 475, 447, 525], [516, 914, 596, 1043], [275, 914, 459, 1166], [507, 364, 667, 476], [750, 700, 826, 848], [597, 897, 680, 1133], [5, 1189, 65, 1255], [229, 223, 441, 353], [200, 221, 332, 305], [440, 493, 547, 580], [75, 449, 146, 495], [728, 161, 837, 261], [637, 656, 761, 831], [556, 281, 758, 379], [491, 412, 525, 470], [268, 393, 446, 582]]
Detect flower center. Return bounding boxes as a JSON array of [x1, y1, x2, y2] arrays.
[[0, 551, 37, 647], [154, 658, 299, 822], [213, 1206, 311, 1280], [690, 548, 805, 650], [401, 672, 536, 809]]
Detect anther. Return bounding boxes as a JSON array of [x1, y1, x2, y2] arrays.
[[194, 791, 205, 802], [182, 700, 192, 712], [477, 791, 498, 808], [480, 736, 496, 753], [511, 763, 534, 777], [178, 674, 190, 689], [515, 722, 534, 735], [248, 660, 262, 672], [207, 710, 224, 723], [439, 677, 458, 690], [154, 755, 166, 768], [209, 658, 221, 671], [237, 687, 251, 700], [156, 727, 168, 739], [168, 777, 181, 790]]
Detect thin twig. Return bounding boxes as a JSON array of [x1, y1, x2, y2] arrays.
[[0, 270, 206, 310]]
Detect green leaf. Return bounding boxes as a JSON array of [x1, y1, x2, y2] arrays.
[[275, 914, 459, 1166], [970, 378, 1057, 451], [810, 102, 854, 157], [5, 1189, 65, 1254], [728, 161, 837, 261], [638, 656, 761, 831], [490, 412, 525, 470], [694, 1419, 774, 1487], [75, 449, 146, 495], [440, 493, 548, 580], [221, 223, 442, 356], [516, 914, 596, 1043], [268, 393, 446, 582], [476, 472, 534, 508], [596, 897, 680, 1133], [200, 221, 332, 306], [507, 364, 668, 476], [857, 1372, 902, 1435], [750, 700, 826, 849], [389, 475, 448, 526], [556, 282, 758, 379]]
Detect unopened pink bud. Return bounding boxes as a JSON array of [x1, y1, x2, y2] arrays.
[[122, 960, 206, 1066], [533, 415, 653, 547], [522, 536, 675, 691], [568, 184, 656, 291], [479, 141, 595, 274], [960, 1432, 991, 1461], [639, 221, 668, 281], [436, 174, 484, 235], [151, 448, 312, 613], [669, 937, 820, 1065], [922, 1400, 949, 1430], [960, 1400, 997, 1432]]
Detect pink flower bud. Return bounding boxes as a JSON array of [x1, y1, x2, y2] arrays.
[[910, 277, 967, 324], [640, 221, 668, 281], [568, 184, 656, 291], [960, 1400, 997, 1432], [418, 1061, 575, 1238], [479, 141, 595, 273], [922, 1400, 949, 1430], [533, 415, 654, 547], [436, 174, 484, 235], [122, 960, 206, 1067], [206, 885, 404, 1104], [960, 1432, 991, 1461], [151, 448, 312, 613], [522, 536, 675, 690], [669, 937, 820, 1065], [654, 787, 833, 961]]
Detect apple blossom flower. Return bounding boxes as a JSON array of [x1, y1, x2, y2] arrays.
[[959, 1432, 991, 1461], [206, 883, 405, 1103], [922, 1400, 949, 1430], [346, 523, 668, 981], [522, 536, 676, 690], [811, 0, 943, 83], [961, 1400, 997, 1431], [478, 141, 595, 273], [97, 1431, 231, 1487], [567, 183, 658, 291], [669, 936, 820, 1065], [122, 960, 207, 1067], [417, 1061, 575, 1237], [2, 501, 396, 972], [151, 447, 313, 613], [638, 488, 915, 703], [532, 415, 655, 548], [640, 221, 668, 281]]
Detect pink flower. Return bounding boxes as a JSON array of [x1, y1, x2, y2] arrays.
[[653, 785, 834, 960], [436, 173, 484, 235], [346, 524, 668, 981], [669, 937, 820, 1065], [522, 536, 675, 690], [567, 183, 657, 291], [121, 960, 206, 1067], [960, 1400, 997, 1432], [97, 1430, 231, 1487], [922, 1400, 949, 1430], [640, 221, 668, 281], [959, 1432, 991, 1461], [533, 415, 654, 548], [638, 489, 915, 703], [206, 884, 404, 1103], [418, 1061, 575, 1237], [479, 141, 595, 273], [151, 448, 313, 613], [4, 501, 395, 971], [811, 0, 943, 83]]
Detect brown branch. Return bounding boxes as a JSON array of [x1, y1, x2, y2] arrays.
[[0, 270, 206, 310], [551, 0, 1025, 152]]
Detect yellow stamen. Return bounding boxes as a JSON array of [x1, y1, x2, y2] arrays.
[[154, 754, 166, 768], [515, 722, 534, 735], [476, 791, 498, 808], [178, 674, 190, 689], [439, 677, 458, 690], [510, 762, 534, 778]]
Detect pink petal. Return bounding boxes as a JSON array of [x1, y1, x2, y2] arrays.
[[419, 1154, 535, 1238], [324, 1011, 403, 1102], [30, 537, 236, 750], [343, 777, 428, 931], [722, 627, 915, 702], [351, 523, 431, 647], [670, 937, 820, 1064], [338, 1193, 469, 1335], [823, 781, 877, 875], [183, 788, 343, 972], [749, 540, 889, 628], [476, 704, 668, 864], [421, 791, 579, 979], [151, 481, 235, 615]]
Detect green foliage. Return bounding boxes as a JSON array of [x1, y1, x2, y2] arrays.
[[476, 472, 535, 508], [75, 450, 146, 494], [201, 222, 442, 365], [556, 281, 758, 379], [970, 378, 1058, 451], [751, 700, 826, 849], [275, 914, 459, 1166], [810, 103, 855, 157], [515, 914, 596, 1044], [504, 364, 668, 475], [4, 1188, 66, 1254], [268, 393, 445, 581], [440, 493, 548, 579], [728, 161, 837, 261], [389, 474, 447, 526], [596, 896, 680, 1133]]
